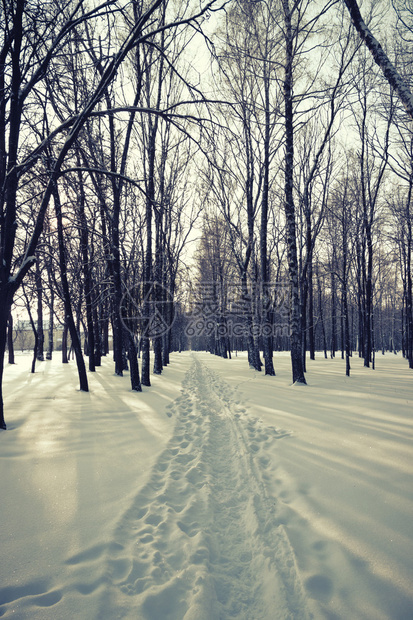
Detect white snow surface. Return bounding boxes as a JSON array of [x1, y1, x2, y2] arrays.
[[1, 351, 413, 620]]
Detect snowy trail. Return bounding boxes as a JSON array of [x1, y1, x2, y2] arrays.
[[2, 352, 412, 619], [96, 353, 310, 619]]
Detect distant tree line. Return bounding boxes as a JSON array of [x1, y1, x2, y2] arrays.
[[188, 0, 413, 379]]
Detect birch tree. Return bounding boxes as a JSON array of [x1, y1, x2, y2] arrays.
[[343, 0, 413, 119]]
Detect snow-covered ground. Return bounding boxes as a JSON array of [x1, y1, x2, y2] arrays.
[[1, 350, 412, 619]]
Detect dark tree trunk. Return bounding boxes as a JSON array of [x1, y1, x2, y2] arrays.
[[22, 282, 38, 374], [0, 261, 17, 428], [341, 293, 345, 360], [108, 112, 125, 378], [127, 331, 142, 391], [406, 190, 413, 368], [0, 290, 16, 428], [300, 207, 314, 373], [260, 57, 275, 376], [35, 259, 44, 361], [141, 24, 165, 387], [77, 167, 96, 372], [0, 307, 8, 429], [152, 310, 164, 375], [372, 309, 376, 370], [83, 325, 89, 356], [109, 239, 123, 378], [141, 132, 155, 385], [152, 146, 166, 375], [102, 312, 109, 356], [317, 272, 328, 359], [7, 311, 15, 364], [162, 281, 174, 366], [141, 243, 152, 387], [27, 301, 39, 374], [46, 264, 54, 360], [308, 260, 315, 360], [301, 283, 307, 372], [93, 297, 102, 366], [342, 215, 351, 376], [282, 0, 306, 385], [53, 184, 88, 391], [344, 288, 351, 376], [62, 320, 69, 364], [356, 237, 365, 358], [243, 275, 261, 371], [364, 222, 373, 367], [0, 0, 24, 429], [331, 269, 337, 358]]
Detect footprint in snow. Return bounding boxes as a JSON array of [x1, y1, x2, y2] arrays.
[[97, 354, 308, 620]]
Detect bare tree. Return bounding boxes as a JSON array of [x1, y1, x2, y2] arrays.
[[0, 0, 223, 429], [343, 0, 413, 118]]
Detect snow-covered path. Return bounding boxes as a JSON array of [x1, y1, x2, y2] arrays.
[[97, 354, 309, 619], [1, 350, 413, 619]]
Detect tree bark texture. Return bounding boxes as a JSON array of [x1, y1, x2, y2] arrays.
[[343, 0, 413, 119], [282, 0, 306, 385], [53, 184, 88, 392], [7, 312, 15, 365]]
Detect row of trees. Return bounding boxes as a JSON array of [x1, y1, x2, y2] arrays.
[[188, 0, 413, 379], [1, 0, 413, 429], [0, 0, 224, 429]]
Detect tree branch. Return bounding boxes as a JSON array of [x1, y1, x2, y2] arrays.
[[343, 0, 413, 119]]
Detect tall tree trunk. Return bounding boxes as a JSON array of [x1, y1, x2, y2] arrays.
[[0, 0, 24, 429], [25, 289, 39, 374], [162, 276, 174, 366], [77, 167, 96, 372], [35, 258, 44, 361], [343, 285, 351, 376], [308, 260, 315, 360], [282, 0, 306, 384], [93, 295, 102, 367], [0, 307, 8, 428], [261, 57, 275, 376], [356, 236, 365, 358], [107, 110, 125, 378], [7, 311, 15, 365], [53, 183, 88, 391], [141, 178, 153, 386], [341, 292, 345, 360], [406, 184, 413, 368], [331, 269, 337, 358], [342, 217, 351, 376], [364, 221, 373, 367], [300, 208, 313, 372], [46, 261, 54, 360], [102, 309, 110, 356], [141, 23, 165, 384], [153, 215, 164, 375], [127, 331, 142, 392], [62, 320, 69, 364], [317, 272, 328, 359]]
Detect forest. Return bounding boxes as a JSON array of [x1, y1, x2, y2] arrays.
[[1, 0, 413, 431]]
